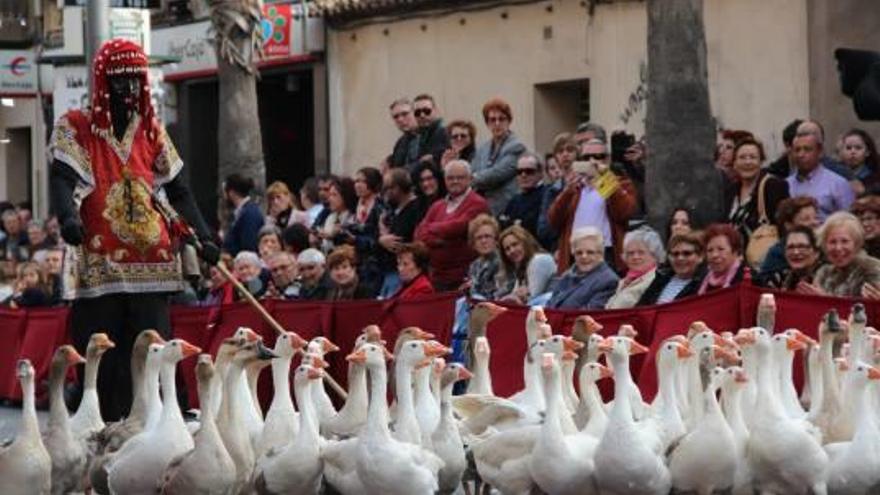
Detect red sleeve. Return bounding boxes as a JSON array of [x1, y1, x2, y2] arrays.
[[607, 178, 638, 224], [414, 202, 441, 245], [428, 193, 489, 239], [548, 186, 577, 231]]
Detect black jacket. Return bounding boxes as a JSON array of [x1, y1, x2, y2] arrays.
[[500, 184, 545, 240], [377, 197, 423, 273], [391, 131, 419, 170], [637, 265, 706, 306], [417, 119, 450, 169], [723, 170, 789, 237]]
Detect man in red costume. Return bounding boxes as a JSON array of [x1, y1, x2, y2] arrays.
[[49, 39, 219, 420]]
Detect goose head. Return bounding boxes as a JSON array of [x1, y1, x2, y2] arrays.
[[432, 357, 446, 380], [16, 358, 34, 380], [53, 344, 87, 370], [232, 339, 276, 366], [597, 336, 649, 361], [657, 338, 693, 370], [525, 306, 550, 344], [709, 366, 729, 392], [273, 331, 308, 359], [689, 328, 725, 354], [397, 340, 450, 369], [580, 361, 613, 385], [769, 333, 806, 363], [470, 302, 508, 333], [162, 339, 202, 364], [617, 324, 638, 339], [196, 354, 215, 385], [545, 334, 583, 360], [394, 327, 435, 356], [849, 302, 867, 333], [849, 360, 880, 387], [440, 362, 472, 389], [757, 293, 777, 330], [308, 337, 340, 357], [300, 351, 329, 370], [783, 328, 818, 348], [722, 365, 749, 389], [346, 343, 393, 370], [233, 327, 261, 343], [86, 333, 116, 359], [293, 363, 324, 387], [355, 325, 385, 350], [540, 352, 560, 380], [819, 309, 845, 345]]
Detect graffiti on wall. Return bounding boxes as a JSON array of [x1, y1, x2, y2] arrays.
[[619, 61, 648, 125]]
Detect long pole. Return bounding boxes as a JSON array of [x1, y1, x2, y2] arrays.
[[215, 262, 349, 400], [86, 0, 111, 97]]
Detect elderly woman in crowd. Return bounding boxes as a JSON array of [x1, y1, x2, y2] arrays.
[[698, 223, 747, 294], [495, 225, 556, 305], [759, 195, 821, 277], [257, 225, 283, 263], [759, 225, 824, 290], [546, 226, 619, 309], [297, 248, 333, 300], [724, 137, 789, 250], [839, 128, 880, 196], [316, 177, 357, 253], [441, 119, 477, 166], [605, 227, 665, 309], [392, 242, 435, 300], [852, 195, 880, 258], [798, 211, 880, 298], [667, 207, 694, 240], [266, 180, 306, 228], [638, 232, 706, 305], [464, 214, 501, 299], [414, 162, 446, 216], [233, 250, 266, 298], [470, 97, 527, 215], [326, 245, 373, 301]]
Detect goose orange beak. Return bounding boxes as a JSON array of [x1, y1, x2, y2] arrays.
[[533, 306, 548, 323], [563, 337, 585, 352], [67, 348, 87, 366], [786, 336, 807, 352], [346, 349, 367, 364], [181, 341, 202, 359], [713, 345, 739, 363], [413, 328, 435, 340], [383, 347, 395, 361], [94, 333, 116, 350], [676, 343, 694, 359], [597, 337, 614, 353], [629, 340, 649, 355], [734, 329, 755, 346], [562, 350, 578, 361], [734, 369, 749, 383], [868, 366, 880, 380], [289, 333, 308, 350], [312, 355, 330, 369], [425, 341, 451, 357], [618, 325, 638, 338], [475, 336, 491, 354], [790, 329, 818, 347], [598, 364, 614, 379], [457, 366, 473, 381], [307, 367, 324, 380], [322, 338, 340, 353], [579, 315, 603, 334]]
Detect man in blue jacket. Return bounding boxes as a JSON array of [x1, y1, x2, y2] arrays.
[[222, 173, 264, 255]]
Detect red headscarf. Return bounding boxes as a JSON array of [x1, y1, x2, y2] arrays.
[[90, 38, 159, 143]]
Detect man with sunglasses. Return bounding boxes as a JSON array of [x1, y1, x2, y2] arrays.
[[499, 153, 546, 238], [413, 94, 450, 169], [548, 139, 638, 274]]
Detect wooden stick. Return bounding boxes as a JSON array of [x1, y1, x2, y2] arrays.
[[215, 262, 348, 400]]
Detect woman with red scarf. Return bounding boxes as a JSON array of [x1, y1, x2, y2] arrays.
[[699, 223, 747, 294]]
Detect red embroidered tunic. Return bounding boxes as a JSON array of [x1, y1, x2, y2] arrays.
[[49, 110, 185, 299]]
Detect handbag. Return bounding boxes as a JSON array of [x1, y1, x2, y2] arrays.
[[745, 175, 779, 266]]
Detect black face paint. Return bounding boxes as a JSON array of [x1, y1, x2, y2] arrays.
[[108, 75, 142, 139]]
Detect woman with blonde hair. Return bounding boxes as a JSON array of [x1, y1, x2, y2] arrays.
[[265, 180, 307, 228], [800, 211, 880, 298], [495, 225, 556, 304]]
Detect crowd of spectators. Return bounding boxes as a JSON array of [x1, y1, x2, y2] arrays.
[[4, 95, 880, 311]]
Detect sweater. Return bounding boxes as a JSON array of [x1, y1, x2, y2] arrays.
[[546, 262, 619, 310]]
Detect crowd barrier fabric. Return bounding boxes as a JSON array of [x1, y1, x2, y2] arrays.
[[1, 286, 873, 407]]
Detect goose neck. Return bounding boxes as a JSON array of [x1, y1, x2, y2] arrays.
[[159, 360, 180, 422], [20, 377, 40, 438], [270, 356, 293, 407], [48, 361, 70, 425], [366, 365, 391, 438], [84, 352, 101, 390], [542, 367, 565, 440], [852, 380, 880, 444], [756, 346, 785, 417], [296, 378, 318, 440], [395, 361, 416, 413], [610, 352, 633, 419]]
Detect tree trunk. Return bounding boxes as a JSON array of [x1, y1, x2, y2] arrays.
[[645, 0, 721, 234], [216, 51, 265, 197]]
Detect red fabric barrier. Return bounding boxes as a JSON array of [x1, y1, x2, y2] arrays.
[[0, 287, 872, 408]]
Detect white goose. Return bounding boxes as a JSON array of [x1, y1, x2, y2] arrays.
[[413, 356, 441, 446], [574, 333, 607, 430], [809, 309, 847, 443], [468, 336, 493, 396], [642, 337, 690, 453], [256, 331, 307, 457], [159, 354, 236, 495], [70, 333, 114, 441], [529, 353, 599, 495], [393, 339, 449, 445], [431, 362, 472, 495], [745, 327, 829, 495], [668, 366, 738, 494], [352, 343, 444, 495], [825, 361, 880, 494], [777, 328, 815, 419], [577, 362, 612, 438], [720, 366, 753, 495], [0, 360, 51, 495], [107, 339, 201, 494], [307, 336, 341, 429], [43, 345, 87, 495], [253, 363, 325, 495], [594, 335, 671, 495], [216, 338, 277, 494], [323, 326, 380, 438]]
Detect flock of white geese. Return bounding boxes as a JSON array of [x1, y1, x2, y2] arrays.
[[1, 295, 879, 494]]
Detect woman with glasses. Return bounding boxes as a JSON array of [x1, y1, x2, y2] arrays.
[[546, 226, 619, 309], [463, 214, 502, 299], [637, 233, 706, 305], [413, 161, 447, 218], [758, 226, 823, 290], [470, 97, 527, 215], [605, 227, 665, 309], [441, 120, 477, 167]]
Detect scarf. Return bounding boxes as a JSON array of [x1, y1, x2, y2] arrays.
[[698, 258, 741, 295], [623, 264, 655, 286], [356, 196, 375, 224]]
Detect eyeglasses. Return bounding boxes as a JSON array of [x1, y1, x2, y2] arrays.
[[392, 111, 410, 119], [669, 250, 697, 258], [785, 244, 814, 252], [487, 116, 508, 124], [451, 133, 469, 141], [582, 153, 608, 161], [414, 108, 433, 117], [516, 168, 538, 176]]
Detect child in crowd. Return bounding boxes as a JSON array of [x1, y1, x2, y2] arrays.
[[5, 261, 52, 308]]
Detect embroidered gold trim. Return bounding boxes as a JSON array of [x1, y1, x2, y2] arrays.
[[101, 176, 162, 254]]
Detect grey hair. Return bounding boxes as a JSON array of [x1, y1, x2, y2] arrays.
[[297, 248, 326, 266], [582, 138, 608, 152], [1, 209, 17, 220], [818, 211, 864, 251], [257, 224, 282, 241], [796, 120, 825, 145], [575, 122, 607, 144], [444, 159, 472, 176], [389, 97, 412, 111], [570, 226, 604, 250], [233, 250, 261, 267], [518, 152, 544, 170], [623, 227, 666, 262]]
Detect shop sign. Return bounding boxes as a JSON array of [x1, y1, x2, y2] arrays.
[[63, 1, 161, 7], [262, 4, 292, 58], [0, 50, 37, 95]]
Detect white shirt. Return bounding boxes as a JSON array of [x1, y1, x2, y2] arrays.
[[572, 187, 611, 247]]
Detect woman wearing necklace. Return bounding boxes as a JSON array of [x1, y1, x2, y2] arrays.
[[724, 137, 789, 262]]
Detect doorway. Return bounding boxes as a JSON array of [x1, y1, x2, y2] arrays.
[[533, 78, 590, 154]]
